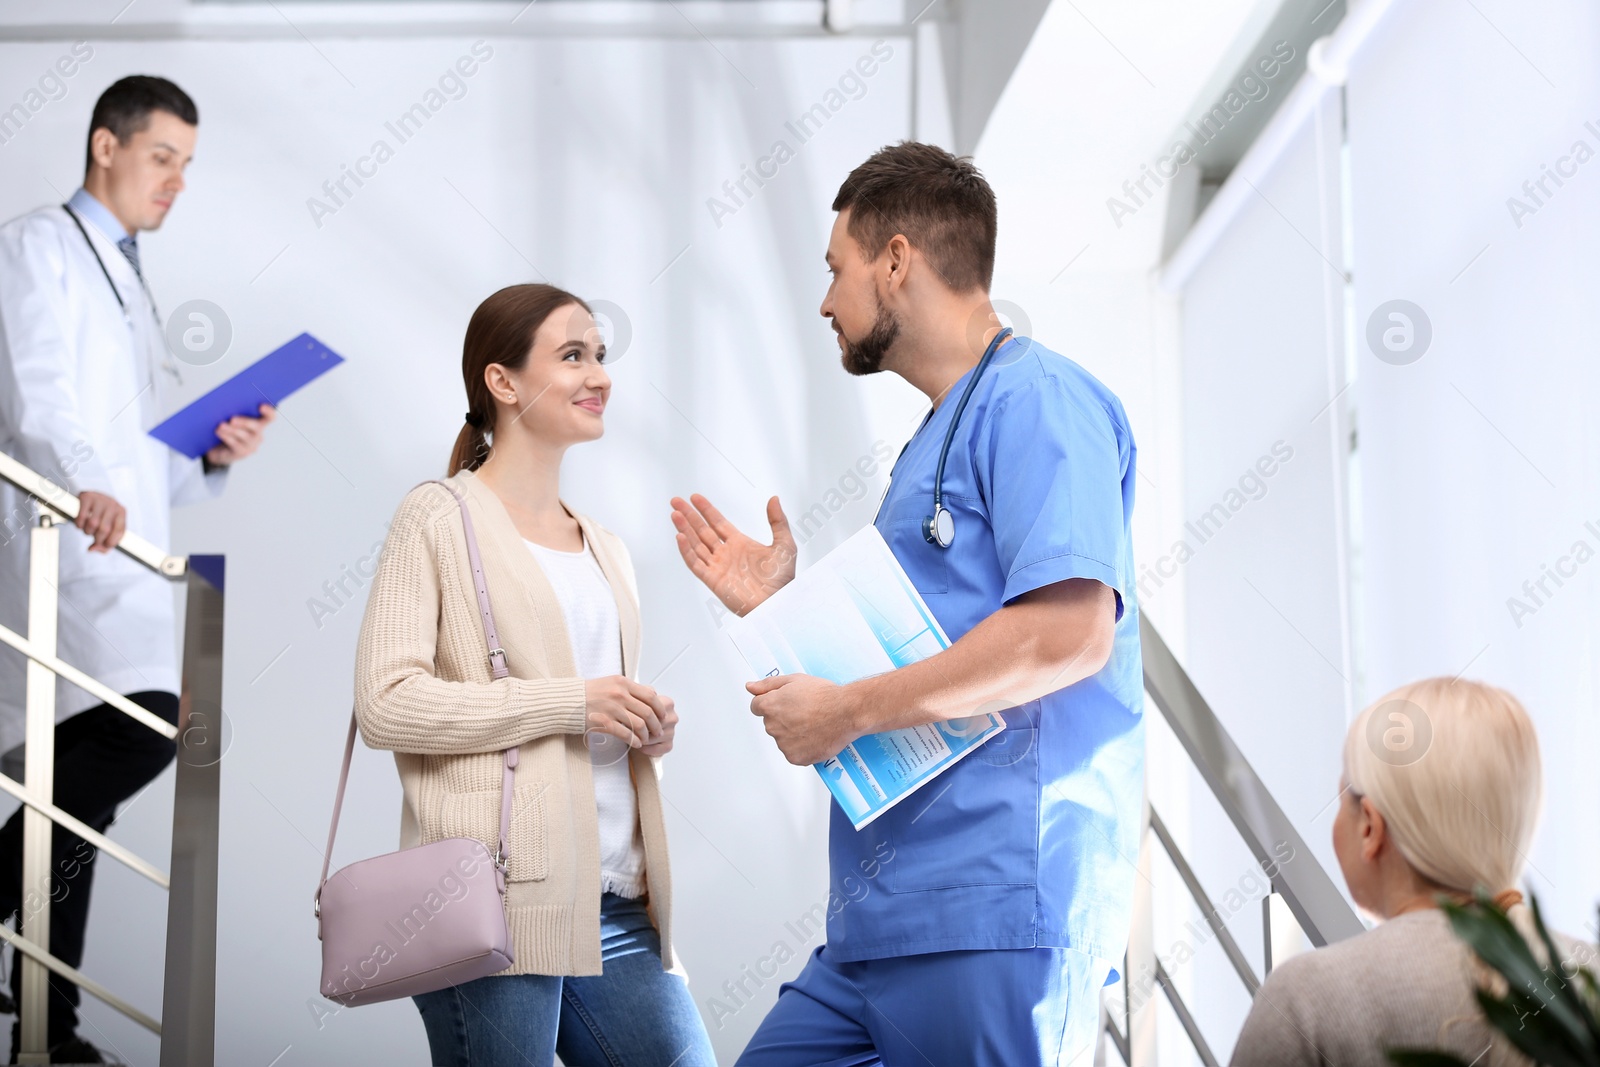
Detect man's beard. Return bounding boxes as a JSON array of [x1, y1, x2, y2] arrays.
[[839, 300, 900, 376]]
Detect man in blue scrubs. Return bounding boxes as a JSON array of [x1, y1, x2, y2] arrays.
[[670, 142, 1143, 1066]]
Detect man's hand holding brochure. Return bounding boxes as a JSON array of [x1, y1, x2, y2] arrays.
[[722, 525, 1005, 829]]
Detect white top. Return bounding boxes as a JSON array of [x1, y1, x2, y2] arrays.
[[523, 532, 646, 899]]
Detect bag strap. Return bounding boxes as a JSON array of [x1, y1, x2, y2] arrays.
[[318, 478, 520, 912]]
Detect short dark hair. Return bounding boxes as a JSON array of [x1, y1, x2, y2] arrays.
[[831, 141, 997, 293], [85, 76, 198, 173]]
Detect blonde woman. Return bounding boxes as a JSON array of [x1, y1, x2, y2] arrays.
[[1230, 678, 1596, 1067], [354, 283, 715, 1065]]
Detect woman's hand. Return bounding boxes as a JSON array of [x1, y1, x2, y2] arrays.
[[639, 697, 678, 757], [583, 675, 669, 749], [670, 493, 796, 618]]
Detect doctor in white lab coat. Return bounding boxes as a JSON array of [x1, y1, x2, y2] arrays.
[[0, 75, 272, 1061]]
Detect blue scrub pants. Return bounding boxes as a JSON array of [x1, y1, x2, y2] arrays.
[[735, 943, 1113, 1067]]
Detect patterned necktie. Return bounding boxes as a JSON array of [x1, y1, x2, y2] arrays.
[[116, 234, 142, 280]]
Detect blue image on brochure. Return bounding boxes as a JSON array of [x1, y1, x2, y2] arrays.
[[723, 525, 1005, 829]]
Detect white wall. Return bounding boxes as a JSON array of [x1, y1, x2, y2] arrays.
[[14, 1, 1568, 1064], [975, 1, 1286, 1062], [1346, 0, 1600, 939], [0, 25, 925, 1064], [1169, 100, 1354, 1059], [1162, 0, 1600, 1060]]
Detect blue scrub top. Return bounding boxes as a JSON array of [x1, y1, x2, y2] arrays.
[[826, 335, 1145, 966]]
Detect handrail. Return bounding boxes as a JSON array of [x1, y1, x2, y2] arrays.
[[0, 451, 220, 1063], [0, 924, 160, 1034], [1102, 619, 1364, 1065], [0, 450, 187, 578], [0, 627, 178, 740], [1100, 1003, 1131, 1066], [1154, 960, 1221, 1067], [1147, 806, 1259, 996], [0, 770, 170, 888], [162, 552, 225, 1064], [1139, 617, 1364, 947]]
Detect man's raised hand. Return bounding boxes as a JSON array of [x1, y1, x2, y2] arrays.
[[669, 493, 796, 617]]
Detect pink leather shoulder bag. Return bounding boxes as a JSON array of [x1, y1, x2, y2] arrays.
[[315, 479, 518, 1006]]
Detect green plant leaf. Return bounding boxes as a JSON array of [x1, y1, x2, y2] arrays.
[[1398, 892, 1600, 1067], [1440, 896, 1551, 1004], [1442, 893, 1598, 1057], [1476, 988, 1592, 1067]]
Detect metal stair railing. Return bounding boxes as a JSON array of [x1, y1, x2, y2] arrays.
[[1100, 617, 1366, 1066], [0, 450, 222, 1066]]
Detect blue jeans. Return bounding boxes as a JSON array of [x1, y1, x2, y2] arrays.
[[413, 893, 716, 1066], [735, 943, 1112, 1067]]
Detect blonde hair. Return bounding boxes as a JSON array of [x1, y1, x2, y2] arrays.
[[1344, 677, 1542, 897], [1345, 678, 1549, 1062]]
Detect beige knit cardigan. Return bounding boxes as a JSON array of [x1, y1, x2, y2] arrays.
[[353, 467, 674, 976]]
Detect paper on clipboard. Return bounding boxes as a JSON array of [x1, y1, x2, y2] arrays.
[[723, 524, 1005, 829]]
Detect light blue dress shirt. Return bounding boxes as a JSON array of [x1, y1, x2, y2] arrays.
[[66, 187, 148, 299], [67, 186, 130, 242]]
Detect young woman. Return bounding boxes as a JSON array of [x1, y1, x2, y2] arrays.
[[353, 283, 715, 1065], [1230, 677, 1596, 1067]]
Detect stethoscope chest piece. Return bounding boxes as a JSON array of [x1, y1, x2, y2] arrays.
[[920, 326, 1014, 551]]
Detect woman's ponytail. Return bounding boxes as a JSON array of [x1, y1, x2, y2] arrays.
[[448, 409, 491, 475]]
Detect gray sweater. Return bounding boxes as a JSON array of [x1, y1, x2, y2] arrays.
[[1229, 908, 1597, 1067]]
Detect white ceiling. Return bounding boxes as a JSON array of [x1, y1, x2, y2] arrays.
[[979, 0, 1284, 274]]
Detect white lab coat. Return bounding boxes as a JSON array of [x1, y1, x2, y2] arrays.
[[0, 201, 227, 755]]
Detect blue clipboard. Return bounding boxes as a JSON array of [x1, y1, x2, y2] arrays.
[[149, 332, 345, 459]]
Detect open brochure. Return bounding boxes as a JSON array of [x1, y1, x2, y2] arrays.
[[723, 525, 1005, 829]]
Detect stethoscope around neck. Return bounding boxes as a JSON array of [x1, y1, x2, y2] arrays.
[[921, 326, 1014, 549], [61, 202, 182, 387]]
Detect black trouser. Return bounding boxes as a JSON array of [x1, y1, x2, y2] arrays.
[[0, 690, 179, 1051]]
